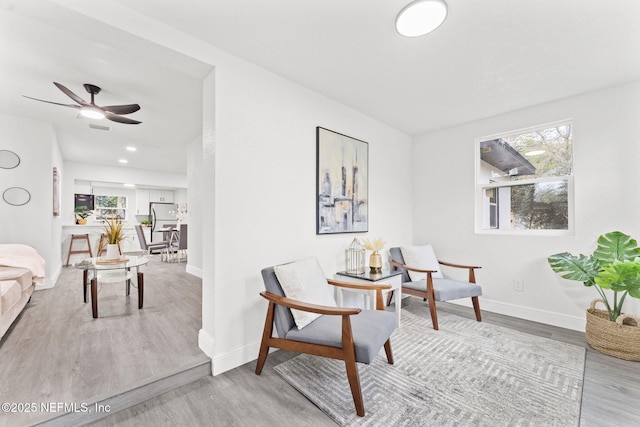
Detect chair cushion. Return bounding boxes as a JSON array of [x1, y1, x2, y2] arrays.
[[274, 257, 337, 330], [285, 309, 396, 364], [400, 245, 443, 281], [403, 278, 482, 301]]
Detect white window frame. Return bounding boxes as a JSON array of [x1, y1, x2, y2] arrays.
[[474, 120, 575, 236], [94, 194, 128, 221]]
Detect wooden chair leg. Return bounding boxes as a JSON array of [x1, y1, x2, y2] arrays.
[[384, 339, 394, 364], [472, 296, 482, 322], [340, 315, 365, 416], [427, 292, 439, 330], [386, 290, 394, 307], [255, 302, 275, 375], [344, 357, 364, 417]]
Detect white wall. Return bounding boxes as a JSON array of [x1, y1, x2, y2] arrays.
[[412, 80, 640, 331], [209, 60, 413, 373], [0, 113, 62, 286]]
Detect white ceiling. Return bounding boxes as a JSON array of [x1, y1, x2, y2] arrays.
[[0, 0, 210, 174], [2, 0, 640, 174]]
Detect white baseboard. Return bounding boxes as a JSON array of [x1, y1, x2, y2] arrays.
[[212, 341, 262, 376], [449, 298, 585, 332], [186, 264, 202, 278], [198, 328, 215, 361], [37, 263, 62, 290]]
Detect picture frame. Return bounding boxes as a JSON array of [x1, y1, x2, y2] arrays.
[[316, 127, 368, 234]]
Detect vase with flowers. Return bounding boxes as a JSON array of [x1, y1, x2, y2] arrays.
[[102, 218, 127, 260], [362, 237, 385, 273]]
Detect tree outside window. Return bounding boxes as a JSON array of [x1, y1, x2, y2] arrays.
[[95, 195, 127, 220], [476, 121, 573, 233]]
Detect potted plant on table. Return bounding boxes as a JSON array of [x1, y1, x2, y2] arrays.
[[74, 206, 93, 225], [548, 231, 640, 361], [102, 218, 127, 260]]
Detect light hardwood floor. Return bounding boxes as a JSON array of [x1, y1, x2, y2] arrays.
[[3, 261, 639, 426], [90, 297, 640, 426], [0, 255, 206, 427]]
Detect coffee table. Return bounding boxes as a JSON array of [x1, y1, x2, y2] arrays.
[[74, 256, 149, 318]]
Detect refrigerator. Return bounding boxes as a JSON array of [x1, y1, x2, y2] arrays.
[[150, 202, 178, 243]]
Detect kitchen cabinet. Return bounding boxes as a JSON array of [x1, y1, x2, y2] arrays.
[[149, 190, 174, 203], [135, 190, 150, 215]]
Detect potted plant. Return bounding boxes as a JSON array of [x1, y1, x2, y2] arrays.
[[140, 219, 151, 227], [548, 231, 640, 360], [102, 218, 127, 260], [74, 206, 93, 224]]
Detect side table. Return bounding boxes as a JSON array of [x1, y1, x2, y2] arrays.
[[334, 270, 403, 326]]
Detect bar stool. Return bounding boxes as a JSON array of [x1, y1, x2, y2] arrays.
[[66, 234, 93, 266]]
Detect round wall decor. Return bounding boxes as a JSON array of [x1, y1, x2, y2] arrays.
[[3, 187, 31, 206], [0, 150, 20, 169]]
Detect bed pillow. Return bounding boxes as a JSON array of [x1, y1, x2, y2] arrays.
[[400, 245, 443, 281], [274, 257, 337, 330]]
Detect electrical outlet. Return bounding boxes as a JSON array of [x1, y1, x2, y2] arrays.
[[513, 280, 524, 292]]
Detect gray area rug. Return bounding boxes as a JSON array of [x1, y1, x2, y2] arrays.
[[274, 310, 585, 426]]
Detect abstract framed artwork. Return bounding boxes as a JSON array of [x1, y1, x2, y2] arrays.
[[316, 127, 368, 234]]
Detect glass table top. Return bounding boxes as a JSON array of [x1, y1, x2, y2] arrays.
[[336, 269, 403, 282], [74, 256, 149, 271]]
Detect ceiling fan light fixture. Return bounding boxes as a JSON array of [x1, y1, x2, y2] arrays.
[[80, 105, 105, 120], [396, 0, 448, 37]]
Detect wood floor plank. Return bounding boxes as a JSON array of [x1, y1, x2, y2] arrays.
[[90, 297, 640, 426], [0, 256, 207, 427], [4, 261, 639, 426]]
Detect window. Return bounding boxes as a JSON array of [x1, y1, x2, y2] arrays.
[[476, 121, 573, 234], [95, 195, 128, 220]]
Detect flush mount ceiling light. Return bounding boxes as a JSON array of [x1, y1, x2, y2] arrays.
[[396, 0, 448, 37]]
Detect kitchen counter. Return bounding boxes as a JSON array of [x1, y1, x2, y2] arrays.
[[62, 224, 148, 265]]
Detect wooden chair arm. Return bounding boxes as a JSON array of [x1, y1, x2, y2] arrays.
[[390, 259, 437, 275], [438, 260, 481, 283], [438, 260, 482, 270], [259, 291, 361, 316], [327, 278, 392, 291]]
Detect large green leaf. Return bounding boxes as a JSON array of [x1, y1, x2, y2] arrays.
[[548, 252, 599, 286], [595, 260, 640, 293], [593, 231, 640, 264]]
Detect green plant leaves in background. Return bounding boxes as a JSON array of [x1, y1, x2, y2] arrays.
[[593, 231, 640, 264], [548, 252, 599, 286]]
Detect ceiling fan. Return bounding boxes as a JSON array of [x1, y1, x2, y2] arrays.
[[23, 82, 142, 125]]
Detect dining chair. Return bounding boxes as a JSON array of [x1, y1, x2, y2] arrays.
[[256, 257, 396, 417], [171, 224, 187, 263], [135, 225, 169, 261]]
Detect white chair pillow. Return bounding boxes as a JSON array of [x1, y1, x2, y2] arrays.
[[400, 245, 443, 281], [274, 257, 337, 330]]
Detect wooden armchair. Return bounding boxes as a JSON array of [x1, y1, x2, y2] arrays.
[[256, 261, 396, 417], [388, 247, 482, 330]]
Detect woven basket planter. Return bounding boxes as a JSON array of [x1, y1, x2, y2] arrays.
[[585, 299, 640, 361]]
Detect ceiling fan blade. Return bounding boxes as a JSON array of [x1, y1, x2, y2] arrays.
[[22, 95, 81, 109], [101, 104, 141, 115], [105, 112, 142, 125], [53, 82, 89, 106]]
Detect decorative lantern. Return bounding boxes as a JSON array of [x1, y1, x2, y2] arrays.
[[345, 238, 365, 275]]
